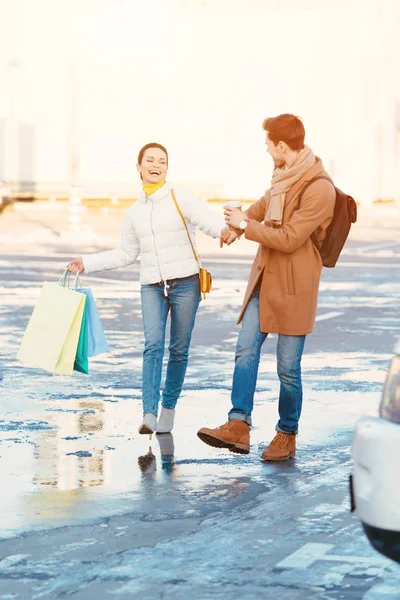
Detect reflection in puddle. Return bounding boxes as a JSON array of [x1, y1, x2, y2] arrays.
[[138, 435, 176, 478], [78, 400, 104, 433], [138, 447, 156, 478], [30, 400, 107, 492], [157, 433, 175, 476]]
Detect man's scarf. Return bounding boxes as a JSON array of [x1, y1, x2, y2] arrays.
[[266, 146, 316, 225]]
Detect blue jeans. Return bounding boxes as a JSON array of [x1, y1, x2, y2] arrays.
[[140, 275, 201, 416], [228, 285, 306, 433]]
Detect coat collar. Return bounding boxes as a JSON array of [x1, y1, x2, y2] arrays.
[[138, 181, 172, 204]]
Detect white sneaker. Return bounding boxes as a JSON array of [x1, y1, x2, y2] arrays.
[[138, 413, 157, 435], [156, 407, 175, 434]]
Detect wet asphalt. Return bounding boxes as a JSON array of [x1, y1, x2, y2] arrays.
[[0, 203, 400, 599]]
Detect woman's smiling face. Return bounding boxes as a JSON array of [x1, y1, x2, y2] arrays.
[[137, 147, 168, 183]]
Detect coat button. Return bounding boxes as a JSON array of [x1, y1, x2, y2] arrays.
[[257, 265, 262, 271]]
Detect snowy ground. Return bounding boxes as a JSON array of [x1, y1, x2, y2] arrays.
[[0, 202, 400, 599]]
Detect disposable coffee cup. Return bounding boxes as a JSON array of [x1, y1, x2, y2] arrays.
[[223, 201, 242, 209]]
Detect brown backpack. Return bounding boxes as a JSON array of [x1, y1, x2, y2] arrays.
[[299, 175, 357, 268]]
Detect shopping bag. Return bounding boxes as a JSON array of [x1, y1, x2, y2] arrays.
[[75, 287, 109, 357], [73, 299, 89, 374], [17, 280, 86, 375]]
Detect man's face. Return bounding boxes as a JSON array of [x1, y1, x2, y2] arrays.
[[265, 133, 285, 168]]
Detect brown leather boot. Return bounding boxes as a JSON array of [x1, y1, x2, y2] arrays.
[[197, 420, 250, 454], [261, 432, 296, 461]]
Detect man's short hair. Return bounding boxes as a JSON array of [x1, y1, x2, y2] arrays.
[[262, 114, 305, 151]]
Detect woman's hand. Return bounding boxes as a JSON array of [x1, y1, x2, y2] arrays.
[[67, 258, 84, 274], [220, 226, 240, 248]]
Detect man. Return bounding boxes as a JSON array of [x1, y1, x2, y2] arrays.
[[197, 114, 336, 461]]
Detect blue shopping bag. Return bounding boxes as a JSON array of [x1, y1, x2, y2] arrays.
[[75, 287, 109, 357]]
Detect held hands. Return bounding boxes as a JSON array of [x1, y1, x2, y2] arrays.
[[220, 226, 240, 248], [67, 257, 84, 274]]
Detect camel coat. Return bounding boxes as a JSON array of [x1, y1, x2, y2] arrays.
[[238, 158, 335, 335]]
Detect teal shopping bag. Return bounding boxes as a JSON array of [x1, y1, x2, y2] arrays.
[[76, 288, 109, 357], [74, 295, 89, 374]]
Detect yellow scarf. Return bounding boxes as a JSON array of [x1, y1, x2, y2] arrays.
[[143, 179, 166, 196]]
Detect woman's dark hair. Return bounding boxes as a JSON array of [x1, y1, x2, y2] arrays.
[[137, 143, 168, 165], [262, 114, 305, 151]]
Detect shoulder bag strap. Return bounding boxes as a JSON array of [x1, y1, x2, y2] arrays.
[[171, 189, 201, 269]]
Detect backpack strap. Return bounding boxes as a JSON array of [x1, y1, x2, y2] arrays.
[[298, 175, 334, 205], [297, 175, 335, 249]]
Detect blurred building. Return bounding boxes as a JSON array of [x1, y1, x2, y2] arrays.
[[0, 0, 399, 204]]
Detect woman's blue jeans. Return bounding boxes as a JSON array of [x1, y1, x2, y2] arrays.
[[140, 275, 201, 416], [228, 285, 306, 434]]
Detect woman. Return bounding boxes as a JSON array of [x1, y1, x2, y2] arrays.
[[67, 143, 230, 435]]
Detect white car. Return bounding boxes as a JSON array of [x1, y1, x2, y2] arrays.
[[351, 339, 400, 563]]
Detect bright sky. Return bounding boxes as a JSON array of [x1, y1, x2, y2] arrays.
[[0, 0, 399, 201]]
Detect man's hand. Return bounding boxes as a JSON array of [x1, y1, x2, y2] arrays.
[[67, 257, 84, 274], [220, 226, 240, 248], [224, 207, 245, 229]]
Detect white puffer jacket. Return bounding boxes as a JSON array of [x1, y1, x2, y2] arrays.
[[82, 183, 225, 285]]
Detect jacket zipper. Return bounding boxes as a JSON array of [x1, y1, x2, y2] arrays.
[[149, 200, 169, 296]]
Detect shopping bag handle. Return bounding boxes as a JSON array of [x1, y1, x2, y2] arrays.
[[59, 269, 81, 290]]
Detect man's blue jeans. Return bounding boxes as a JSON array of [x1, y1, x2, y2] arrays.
[[228, 284, 306, 434], [140, 275, 201, 416]]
